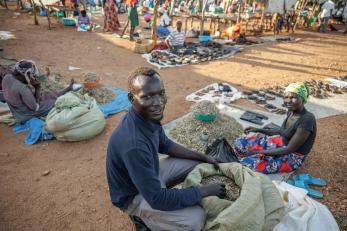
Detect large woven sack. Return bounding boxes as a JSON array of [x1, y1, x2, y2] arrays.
[[45, 92, 105, 141], [184, 163, 284, 231]]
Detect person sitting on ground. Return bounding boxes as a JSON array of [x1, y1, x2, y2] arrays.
[[77, 10, 92, 31], [106, 67, 226, 231], [1, 60, 74, 123], [317, 0, 335, 33], [156, 8, 172, 37], [234, 82, 316, 174], [165, 20, 185, 49]]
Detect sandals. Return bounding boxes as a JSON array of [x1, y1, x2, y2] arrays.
[[287, 180, 323, 199]]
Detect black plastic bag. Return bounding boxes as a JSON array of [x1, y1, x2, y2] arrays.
[[205, 138, 239, 163]]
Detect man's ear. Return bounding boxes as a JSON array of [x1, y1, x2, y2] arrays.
[[128, 92, 134, 104]]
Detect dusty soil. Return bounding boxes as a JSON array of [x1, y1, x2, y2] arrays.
[[0, 7, 347, 231]]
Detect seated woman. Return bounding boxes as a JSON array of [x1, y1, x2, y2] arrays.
[[156, 9, 172, 38], [234, 83, 316, 174], [1, 60, 74, 123], [77, 10, 92, 31]]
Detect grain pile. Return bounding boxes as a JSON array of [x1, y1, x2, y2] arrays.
[[80, 86, 116, 104], [170, 101, 243, 153], [201, 175, 241, 201]]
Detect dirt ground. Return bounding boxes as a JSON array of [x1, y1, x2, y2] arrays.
[[0, 7, 347, 231]]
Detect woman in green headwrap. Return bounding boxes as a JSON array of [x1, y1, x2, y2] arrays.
[[234, 82, 317, 174]]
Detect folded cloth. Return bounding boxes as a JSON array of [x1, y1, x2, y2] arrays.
[[98, 88, 131, 117], [13, 117, 54, 145]]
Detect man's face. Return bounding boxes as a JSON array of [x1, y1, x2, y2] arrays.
[[176, 21, 182, 31], [130, 75, 167, 122]]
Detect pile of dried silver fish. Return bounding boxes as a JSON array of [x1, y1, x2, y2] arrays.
[[37, 71, 66, 93], [244, 79, 347, 114], [243, 90, 286, 115], [201, 175, 241, 201], [170, 101, 243, 153], [80, 86, 116, 104], [149, 42, 235, 67]]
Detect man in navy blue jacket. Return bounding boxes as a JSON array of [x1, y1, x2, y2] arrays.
[[106, 67, 226, 231]]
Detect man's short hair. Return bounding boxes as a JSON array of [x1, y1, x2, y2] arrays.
[[128, 67, 160, 93]]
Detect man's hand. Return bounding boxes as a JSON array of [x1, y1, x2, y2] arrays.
[[199, 183, 226, 198], [204, 155, 220, 170], [244, 126, 259, 134]]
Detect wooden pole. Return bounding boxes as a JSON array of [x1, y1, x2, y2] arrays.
[[237, 0, 242, 23], [259, 5, 265, 33], [39, 0, 51, 30], [199, 0, 208, 35], [293, 0, 308, 32], [169, 0, 176, 16], [31, 0, 39, 25], [120, 20, 129, 37], [151, 0, 159, 44]]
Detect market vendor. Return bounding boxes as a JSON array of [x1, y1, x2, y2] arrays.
[[156, 8, 172, 37], [165, 20, 185, 49], [234, 82, 316, 174], [126, 0, 139, 41], [106, 67, 226, 231], [1, 60, 74, 123], [77, 10, 93, 31]]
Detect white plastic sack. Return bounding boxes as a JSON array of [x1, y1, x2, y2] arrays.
[[45, 92, 105, 141], [273, 181, 339, 231]]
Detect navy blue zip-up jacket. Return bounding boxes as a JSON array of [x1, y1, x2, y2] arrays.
[[106, 107, 202, 211]]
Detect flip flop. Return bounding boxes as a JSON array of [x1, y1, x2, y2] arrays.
[[287, 180, 323, 199], [293, 173, 327, 186]]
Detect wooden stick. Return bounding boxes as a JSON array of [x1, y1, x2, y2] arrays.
[[31, 0, 39, 25], [151, 0, 159, 44], [38, 0, 51, 30], [120, 19, 129, 37], [199, 0, 208, 35]]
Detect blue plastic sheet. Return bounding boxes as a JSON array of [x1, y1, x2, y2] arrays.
[[99, 88, 131, 117], [13, 117, 54, 145]]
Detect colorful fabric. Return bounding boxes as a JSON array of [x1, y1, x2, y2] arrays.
[[284, 82, 310, 103], [234, 135, 306, 174], [127, 7, 139, 28], [103, 0, 121, 32]]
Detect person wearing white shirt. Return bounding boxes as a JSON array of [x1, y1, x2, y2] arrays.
[[318, 0, 335, 33], [156, 10, 172, 37]]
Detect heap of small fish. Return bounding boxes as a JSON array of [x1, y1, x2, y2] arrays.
[[244, 79, 347, 114], [170, 101, 243, 153], [243, 89, 286, 115], [149, 42, 235, 67], [201, 175, 241, 201]]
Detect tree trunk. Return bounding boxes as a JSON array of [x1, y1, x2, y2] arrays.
[[39, 0, 51, 30], [151, 0, 159, 44], [237, 0, 242, 23], [199, 0, 208, 35], [31, 0, 39, 25]]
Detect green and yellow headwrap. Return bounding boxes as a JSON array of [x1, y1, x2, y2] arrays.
[[284, 82, 311, 103]]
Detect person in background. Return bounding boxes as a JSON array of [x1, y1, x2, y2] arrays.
[[106, 67, 225, 231], [165, 20, 185, 49], [1, 60, 74, 123], [103, 0, 121, 33], [317, 0, 335, 33], [77, 10, 93, 31], [156, 8, 172, 37], [126, 0, 139, 41]]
